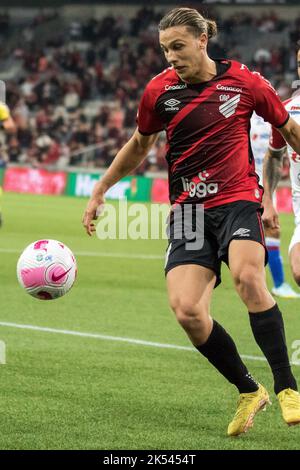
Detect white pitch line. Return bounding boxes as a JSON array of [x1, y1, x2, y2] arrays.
[[1, 321, 297, 365], [0, 247, 164, 260], [76, 251, 164, 260], [0, 322, 195, 351]]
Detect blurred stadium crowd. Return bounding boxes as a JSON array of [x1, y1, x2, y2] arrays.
[[0, 6, 299, 173]]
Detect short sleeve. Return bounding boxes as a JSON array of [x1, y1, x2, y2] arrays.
[[269, 126, 287, 151], [137, 85, 164, 135], [251, 72, 289, 129]]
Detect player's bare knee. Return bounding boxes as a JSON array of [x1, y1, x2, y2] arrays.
[[172, 300, 208, 329], [232, 267, 253, 288], [233, 267, 265, 299], [173, 300, 198, 320], [233, 265, 262, 285]]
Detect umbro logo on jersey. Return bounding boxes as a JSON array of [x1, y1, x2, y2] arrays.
[[219, 94, 240, 118], [164, 98, 181, 111], [232, 228, 250, 237]]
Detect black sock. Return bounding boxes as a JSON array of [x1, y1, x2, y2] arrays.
[[249, 303, 297, 395], [196, 320, 259, 393]]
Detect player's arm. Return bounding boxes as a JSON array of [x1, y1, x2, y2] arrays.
[[263, 147, 286, 200], [278, 116, 300, 156], [82, 128, 159, 235], [250, 71, 300, 156], [263, 116, 300, 229], [249, 73, 297, 228], [262, 147, 286, 229]]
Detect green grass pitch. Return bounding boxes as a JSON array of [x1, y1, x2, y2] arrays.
[[0, 192, 300, 450]]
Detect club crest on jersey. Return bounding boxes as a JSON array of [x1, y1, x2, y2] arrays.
[[219, 94, 240, 118], [219, 94, 230, 102], [292, 151, 300, 163], [255, 189, 260, 199], [164, 98, 181, 111]]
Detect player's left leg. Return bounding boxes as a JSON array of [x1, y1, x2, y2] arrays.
[[229, 239, 300, 426], [229, 239, 273, 310], [166, 263, 269, 436]]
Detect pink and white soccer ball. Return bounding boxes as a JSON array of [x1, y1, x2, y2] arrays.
[[17, 239, 77, 300]]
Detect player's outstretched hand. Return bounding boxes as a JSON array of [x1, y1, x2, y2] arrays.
[[82, 196, 105, 236], [262, 198, 280, 230]]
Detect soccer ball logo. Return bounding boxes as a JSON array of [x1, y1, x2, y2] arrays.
[[17, 239, 77, 300]]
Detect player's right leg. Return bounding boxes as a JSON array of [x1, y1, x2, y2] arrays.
[[166, 263, 267, 436]]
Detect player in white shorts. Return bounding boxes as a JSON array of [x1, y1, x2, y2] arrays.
[[263, 46, 300, 288], [251, 112, 299, 297]]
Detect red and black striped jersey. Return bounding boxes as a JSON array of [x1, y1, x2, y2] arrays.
[[137, 59, 289, 208]]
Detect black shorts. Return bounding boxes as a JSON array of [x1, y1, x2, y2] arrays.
[[164, 200, 267, 287]]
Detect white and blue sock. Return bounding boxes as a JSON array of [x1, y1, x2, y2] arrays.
[[266, 237, 284, 288]]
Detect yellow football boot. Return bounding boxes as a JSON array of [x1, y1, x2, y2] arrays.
[[277, 388, 300, 426], [227, 384, 270, 436]]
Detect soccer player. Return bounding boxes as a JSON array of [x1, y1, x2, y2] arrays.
[[263, 46, 300, 292], [250, 112, 300, 298], [0, 101, 15, 227], [83, 8, 300, 435]]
